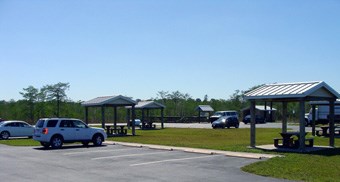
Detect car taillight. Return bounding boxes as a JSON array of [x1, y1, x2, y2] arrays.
[[42, 128, 48, 134]]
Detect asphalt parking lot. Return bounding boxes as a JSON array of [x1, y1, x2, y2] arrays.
[[0, 143, 288, 182]]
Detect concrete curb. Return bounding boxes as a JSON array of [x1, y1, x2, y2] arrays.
[[104, 141, 282, 159]]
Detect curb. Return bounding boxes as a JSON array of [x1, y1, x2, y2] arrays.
[[104, 141, 282, 159]]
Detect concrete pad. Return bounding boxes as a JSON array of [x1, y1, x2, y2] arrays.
[[256, 144, 333, 153]]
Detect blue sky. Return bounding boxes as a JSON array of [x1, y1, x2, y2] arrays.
[[1, 0, 340, 101]]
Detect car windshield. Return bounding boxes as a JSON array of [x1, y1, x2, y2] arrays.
[[214, 112, 223, 116]]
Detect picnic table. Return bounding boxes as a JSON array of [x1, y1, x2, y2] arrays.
[[141, 122, 156, 130], [105, 125, 127, 135], [316, 125, 340, 137], [274, 132, 313, 148]]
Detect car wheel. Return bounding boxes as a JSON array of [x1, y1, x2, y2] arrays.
[[40, 142, 50, 148], [93, 134, 103, 146], [235, 123, 239, 128], [1, 131, 10, 140], [50, 136, 63, 149], [82, 141, 89, 146]]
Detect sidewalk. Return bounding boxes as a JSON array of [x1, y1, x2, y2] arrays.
[[104, 141, 281, 159]]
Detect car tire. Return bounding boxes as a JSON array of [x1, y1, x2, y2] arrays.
[[235, 123, 239, 128], [93, 134, 103, 146], [40, 142, 50, 148], [1, 131, 10, 140], [50, 135, 63, 149]]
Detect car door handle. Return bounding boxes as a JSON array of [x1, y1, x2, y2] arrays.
[[60, 129, 64, 131], [76, 129, 79, 131]]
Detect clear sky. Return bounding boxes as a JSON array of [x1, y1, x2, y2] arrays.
[[1, 0, 340, 102]]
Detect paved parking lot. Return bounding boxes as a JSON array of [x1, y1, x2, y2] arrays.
[[0, 143, 288, 182]]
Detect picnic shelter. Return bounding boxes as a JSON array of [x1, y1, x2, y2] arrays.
[[82, 95, 137, 136], [244, 81, 340, 151]]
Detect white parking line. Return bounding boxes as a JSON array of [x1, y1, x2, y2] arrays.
[[130, 155, 219, 166], [91, 151, 170, 160], [64, 148, 138, 155]]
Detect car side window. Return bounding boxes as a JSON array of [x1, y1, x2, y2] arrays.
[[73, 120, 87, 128], [22, 123, 29, 127], [47, 120, 58, 127], [60, 120, 75, 128]]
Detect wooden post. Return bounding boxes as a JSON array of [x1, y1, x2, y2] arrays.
[[161, 108, 164, 129], [142, 109, 145, 128], [299, 100, 306, 151], [312, 105, 316, 136], [114, 107, 117, 132], [270, 102, 273, 122], [264, 102, 267, 122], [282, 102, 287, 133], [198, 110, 201, 123], [250, 100, 256, 147], [127, 109, 131, 129], [329, 100, 335, 147], [132, 105, 136, 136], [101, 106, 105, 129]]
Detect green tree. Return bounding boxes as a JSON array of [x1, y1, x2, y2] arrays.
[[19, 86, 39, 122], [43, 82, 70, 117]]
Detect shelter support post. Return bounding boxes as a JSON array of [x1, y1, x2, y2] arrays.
[[101, 106, 105, 129], [312, 105, 316, 136], [132, 105, 136, 136], [114, 107, 117, 131], [161, 108, 164, 129], [198, 110, 201, 123], [250, 100, 256, 147], [282, 102, 288, 133], [299, 100, 306, 151], [142, 109, 145, 128], [264, 102, 267, 121], [127, 109, 131, 129], [85, 107, 89, 124], [270, 102, 273, 122], [329, 100, 335, 147]]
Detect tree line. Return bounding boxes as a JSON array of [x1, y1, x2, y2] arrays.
[[0, 83, 306, 124]]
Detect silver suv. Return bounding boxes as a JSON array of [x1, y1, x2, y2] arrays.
[[209, 111, 238, 123], [33, 118, 107, 149]]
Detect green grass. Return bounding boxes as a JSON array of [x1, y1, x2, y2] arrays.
[[1, 128, 340, 181], [0, 138, 40, 146]]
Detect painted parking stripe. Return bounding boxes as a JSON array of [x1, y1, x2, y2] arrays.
[[130, 155, 219, 167], [91, 151, 171, 160], [64, 148, 138, 155]]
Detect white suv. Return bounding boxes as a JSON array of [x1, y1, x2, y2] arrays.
[[33, 118, 107, 149], [209, 111, 239, 123]]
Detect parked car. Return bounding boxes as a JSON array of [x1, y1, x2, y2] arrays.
[[209, 111, 238, 123], [129, 119, 141, 127], [0, 120, 34, 140], [243, 115, 266, 124], [305, 105, 340, 126], [33, 118, 107, 149], [212, 116, 239, 129]]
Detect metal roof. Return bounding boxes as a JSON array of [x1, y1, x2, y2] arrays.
[[195, 105, 214, 112], [245, 81, 340, 101], [82, 95, 137, 107], [134, 101, 165, 109]]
